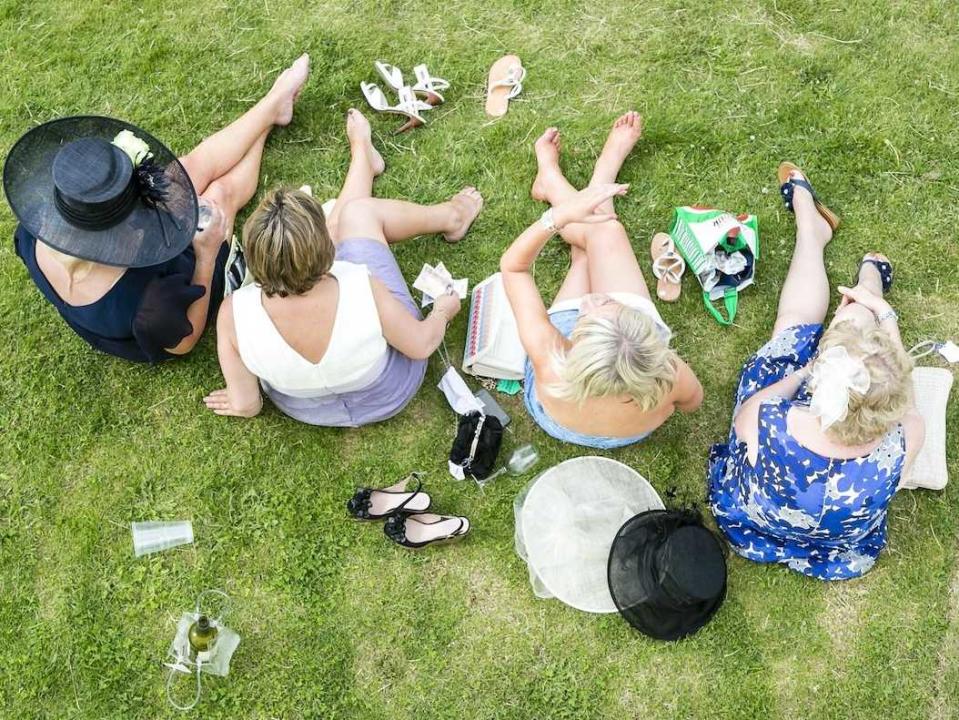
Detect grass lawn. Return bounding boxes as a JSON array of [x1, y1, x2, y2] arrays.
[[2, 0, 958, 717]]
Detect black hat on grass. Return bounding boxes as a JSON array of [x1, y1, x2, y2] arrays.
[[607, 509, 727, 641], [3, 116, 197, 268]]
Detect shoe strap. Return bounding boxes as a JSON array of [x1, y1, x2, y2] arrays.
[[490, 65, 526, 97], [412, 64, 450, 92], [374, 61, 404, 90], [395, 86, 429, 121], [652, 250, 686, 283], [858, 257, 894, 294], [779, 176, 817, 213]]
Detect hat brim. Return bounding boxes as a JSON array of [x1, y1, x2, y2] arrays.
[[607, 509, 727, 641], [3, 116, 197, 268]]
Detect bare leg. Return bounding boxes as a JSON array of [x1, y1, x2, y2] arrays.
[[771, 170, 834, 336], [530, 129, 591, 301], [334, 188, 483, 246], [588, 111, 642, 214], [551, 247, 591, 305], [531, 128, 586, 250], [325, 109, 385, 236], [179, 55, 310, 195], [582, 114, 651, 298], [830, 253, 887, 329]]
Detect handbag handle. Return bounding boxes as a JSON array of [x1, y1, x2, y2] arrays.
[[702, 287, 738, 326]]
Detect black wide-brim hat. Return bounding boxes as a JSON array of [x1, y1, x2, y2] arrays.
[[3, 116, 197, 268], [607, 509, 727, 642]]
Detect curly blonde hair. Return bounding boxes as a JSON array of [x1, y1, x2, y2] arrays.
[[810, 320, 913, 445], [548, 305, 677, 411]]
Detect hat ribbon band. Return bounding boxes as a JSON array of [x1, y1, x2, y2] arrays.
[[53, 179, 139, 231]]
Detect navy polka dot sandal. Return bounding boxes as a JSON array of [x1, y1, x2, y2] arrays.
[[346, 473, 431, 521], [777, 161, 841, 231], [856, 254, 894, 294]]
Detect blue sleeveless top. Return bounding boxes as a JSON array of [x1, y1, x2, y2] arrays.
[[14, 225, 224, 363], [709, 323, 906, 580]]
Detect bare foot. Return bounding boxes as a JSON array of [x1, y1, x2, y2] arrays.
[[531, 127, 562, 203], [346, 108, 385, 176], [443, 187, 484, 243], [591, 111, 643, 185], [789, 170, 833, 246], [271, 54, 311, 126]]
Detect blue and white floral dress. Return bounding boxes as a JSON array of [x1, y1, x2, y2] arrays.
[[708, 324, 905, 581]]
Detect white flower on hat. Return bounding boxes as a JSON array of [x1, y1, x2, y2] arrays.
[[111, 130, 152, 165]]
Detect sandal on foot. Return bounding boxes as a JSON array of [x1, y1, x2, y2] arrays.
[[856, 253, 894, 294], [777, 161, 841, 231], [347, 474, 431, 521], [650, 232, 686, 302], [384, 512, 470, 549], [486, 54, 525, 118]]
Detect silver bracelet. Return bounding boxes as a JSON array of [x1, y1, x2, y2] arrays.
[[540, 208, 559, 234], [876, 309, 898, 325]]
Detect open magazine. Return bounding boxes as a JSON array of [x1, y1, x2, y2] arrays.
[[462, 273, 527, 380]]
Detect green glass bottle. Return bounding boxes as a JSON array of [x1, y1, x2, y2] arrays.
[[188, 615, 218, 653]]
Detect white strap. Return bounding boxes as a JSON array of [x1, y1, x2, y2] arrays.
[[360, 82, 388, 111], [490, 65, 526, 98], [653, 253, 685, 284], [412, 64, 450, 93], [374, 61, 404, 90], [395, 86, 430, 122]]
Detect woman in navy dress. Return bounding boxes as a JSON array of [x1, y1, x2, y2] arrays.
[[708, 163, 925, 580], [3, 55, 310, 362]]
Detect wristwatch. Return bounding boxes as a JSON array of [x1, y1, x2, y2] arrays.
[[876, 308, 898, 325], [540, 208, 559, 234]]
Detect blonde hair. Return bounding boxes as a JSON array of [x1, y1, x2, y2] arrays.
[[548, 305, 677, 411], [810, 319, 913, 445], [242, 187, 335, 297]]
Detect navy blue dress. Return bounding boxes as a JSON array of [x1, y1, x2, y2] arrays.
[[15, 225, 226, 363]]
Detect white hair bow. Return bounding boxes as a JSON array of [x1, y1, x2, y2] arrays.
[[809, 346, 871, 431]]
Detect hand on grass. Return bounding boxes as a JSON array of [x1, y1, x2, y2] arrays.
[[552, 183, 628, 229], [203, 388, 260, 417]]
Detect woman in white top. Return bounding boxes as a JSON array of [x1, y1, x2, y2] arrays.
[[203, 109, 483, 426]]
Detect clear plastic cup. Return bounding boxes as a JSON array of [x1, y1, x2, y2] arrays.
[[131, 521, 194, 557], [508, 445, 539, 475]]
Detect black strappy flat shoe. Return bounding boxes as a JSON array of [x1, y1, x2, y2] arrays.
[[346, 474, 431, 521], [855, 254, 894, 294], [383, 512, 471, 550]]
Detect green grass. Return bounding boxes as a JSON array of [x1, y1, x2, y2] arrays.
[[1, 0, 958, 717]]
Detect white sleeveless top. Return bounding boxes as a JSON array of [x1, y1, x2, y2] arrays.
[[232, 261, 389, 398]]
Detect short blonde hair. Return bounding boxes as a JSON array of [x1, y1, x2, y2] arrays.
[[548, 305, 677, 411], [242, 187, 334, 297], [810, 319, 913, 445]]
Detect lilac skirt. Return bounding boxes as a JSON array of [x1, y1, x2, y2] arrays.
[[263, 238, 427, 427]]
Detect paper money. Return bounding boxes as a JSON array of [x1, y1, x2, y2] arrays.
[[414, 262, 469, 307]]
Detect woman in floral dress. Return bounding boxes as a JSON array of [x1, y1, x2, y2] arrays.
[[708, 164, 925, 580]]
